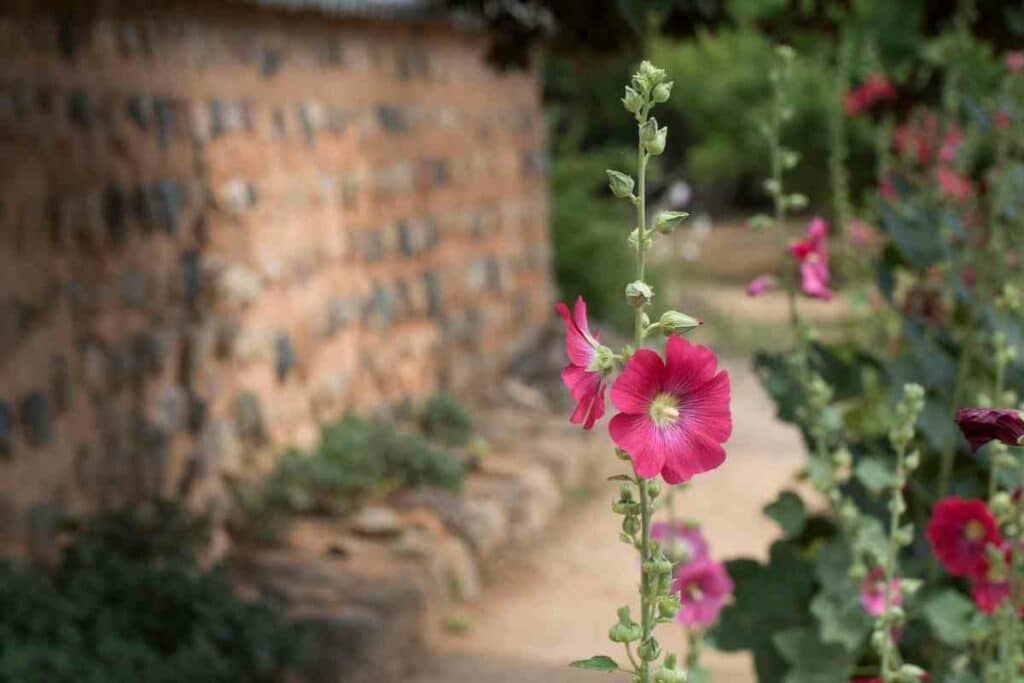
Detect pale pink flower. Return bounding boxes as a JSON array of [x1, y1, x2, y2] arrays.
[[1006, 51, 1024, 73], [672, 558, 733, 628], [651, 521, 709, 566], [789, 217, 833, 300], [859, 567, 902, 617], [746, 274, 775, 297]]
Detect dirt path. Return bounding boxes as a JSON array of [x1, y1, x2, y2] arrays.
[[410, 360, 805, 682]]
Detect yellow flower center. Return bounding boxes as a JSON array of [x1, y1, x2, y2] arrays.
[[649, 393, 680, 427], [964, 519, 986, 542]]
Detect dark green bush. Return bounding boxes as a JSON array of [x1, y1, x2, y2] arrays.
[[420, 392, 474, 446], [0, 504, 308, 683]]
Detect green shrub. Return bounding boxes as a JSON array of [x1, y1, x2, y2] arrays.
[[0, 504, 309, 683], [259, 413, 464, 518], [420, 392, 474, 446]]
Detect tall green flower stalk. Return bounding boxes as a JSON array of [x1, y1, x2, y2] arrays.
[[873, 384, 926, 683], [571, 60, 695, 683]]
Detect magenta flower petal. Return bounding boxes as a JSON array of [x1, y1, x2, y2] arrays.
[[609, 412, 666, 478], [611, 349, 665, 414], [555, 296, 608, 431]]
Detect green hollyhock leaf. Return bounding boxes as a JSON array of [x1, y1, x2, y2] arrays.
[[711, 541, 817, 682], [921, 589, 974, 646], [764, 491, 807, 539], [814, 538, 852, 589], [854, 457, 896, 495], [853, 517, 888, 565], [809, 589, 872, 652], [569, 655, 619, 672], [773, 627, 850, 683]]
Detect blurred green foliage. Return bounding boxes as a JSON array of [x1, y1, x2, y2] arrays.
[[232, 408, 468, 542], [0, 503, 308, 683], [420, 392, 474, 446]]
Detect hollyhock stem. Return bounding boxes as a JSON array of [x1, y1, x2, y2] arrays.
[[634, 96, 654, 683]]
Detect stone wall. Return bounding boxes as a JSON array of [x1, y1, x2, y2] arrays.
[[0, 0, 553, 556]]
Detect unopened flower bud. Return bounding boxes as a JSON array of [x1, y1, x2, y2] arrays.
[[991, 491, 1013, 518], [609, 607, 642, 643], [622, 515, 640, 535], [645, 126, 667, 156], [657, 595, 680, 619], [637, 636, 661, 661], [606, 170, 635, 198], [646, 479, 662, 498], [659, 310, 702, 335], [905, 450, 920, 471], [640, 117, 658, 144], [626, 281, 654, 307], [651, 81, 673, 104], [655, 210, 689, 234], [654, 654, 686, 683], [622, 86, 643, 114], [612, 500, 640, 515]]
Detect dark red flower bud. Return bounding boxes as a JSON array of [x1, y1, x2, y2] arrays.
[[955, 408, 1024, 454]]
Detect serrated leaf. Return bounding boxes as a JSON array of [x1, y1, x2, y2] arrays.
[[854, 457, 896, 494], [922, 589, 974, 646], [569, 655, 620, 672], [763, 491, 807, 539]]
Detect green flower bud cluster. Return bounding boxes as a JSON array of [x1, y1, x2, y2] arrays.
[[609, 606, 643, 643], [653, 654, 686, 683], [871, 384, 927, 682]]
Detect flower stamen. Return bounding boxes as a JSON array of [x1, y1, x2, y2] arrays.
[[649, 393, 680, 427]]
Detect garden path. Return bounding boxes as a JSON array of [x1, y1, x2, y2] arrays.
[[409, 359, 804, 682]]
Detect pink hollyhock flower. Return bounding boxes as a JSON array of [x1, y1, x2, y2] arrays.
[[651, 521, 709, 566], [672, 558, 733, 628], [937, 166, 972, 202], [926, 497, 1001, 577], [746, 274, 775, 297], [859, 567, 902, 617], [844, 74, 897, 116], [938, 127, 963, 164], [955, 408, 1024, 453], [789, 217, 833, 300], [609, 335, 732, 484], [1007, 51, 1024, 73], [555, 297, 609, 430]]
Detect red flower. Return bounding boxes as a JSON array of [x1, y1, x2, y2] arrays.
[[672, 558, 733, 628], [609, 335, 732, 484], [555, 297, 608, 430], [844, 74, 897, 116], [789, 217, 832, 300], [955, 408, 1024, 453], [926, 497, 1001, 577], [937, 166, 972, 202]]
